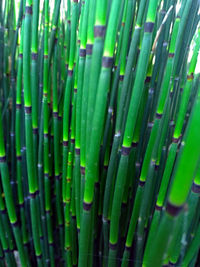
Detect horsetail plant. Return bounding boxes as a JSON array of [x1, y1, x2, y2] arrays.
[[0, 0, 200, 266]]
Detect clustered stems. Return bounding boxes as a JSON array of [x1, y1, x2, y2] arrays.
[[0, 0, 200, 266]]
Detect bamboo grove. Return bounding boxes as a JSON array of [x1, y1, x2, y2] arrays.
[[0, 0, 200, 266]]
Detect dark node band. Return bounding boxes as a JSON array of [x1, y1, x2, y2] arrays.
[[144, 22, 154, 33], [19, 202, 25, 208], [40, 236, 44, 240], [121, 146, 131, 156], [95, 182, 100, 188], [33, 128, 38, 134], [187, 73, 194, 80], [44, 133, 48, 138], [156, 113, 162, 119], [65, 64, 68, 70], [19, 53, 23, 58], [29, 191, 38, 199], [24, 106, 32, 114], [180, 87, 183, 93], [17, 155, 22, 161], [16, 104, 22, 109], [125, 245, 132, 251], [172, 137, 179, 143], [67, 20, 71, 24], [86, 44, 93, 55], [104, 165, 108, 170], [109, 242, 117, 250], [122, 22, 125, 26], [168, 53, 174, 58], [192, 182, 200, 194], [132, 142, 138, 148], [3, 248, 9, 253], [36, 254, 42, 259], [71, 215, 76, 219], [83, 201, 92, 211], [71, 139, 75, 144], [122, 202, 127, 208], [145, 76, 151, 83], [63, 140, 68, 147], [155, 204, 162, 211], [79, 48, 86, 57], [119, 75, 124, 81], [25, 6, 32, 14], [155, 164, 159, 171], [102, 56, 113, 68], [44, 55, 48, 59], [0, 156, 6, 162], [139, 180, 145, 187], [94, 25, 106, 37], [75, 148, 80, 155], [44, 173, 49, 178], [55, 175, 60, 180], [11, 220, 18, 227], [166, 202, 183, 216], [32, 52, 38, 60], [169, 262, 175, 266], [68, 69, 73, 76], [53, 112, 58, 118], [80, 166, 85, 175], [74, 88, 77, 93], [0, 209, 6, 214]]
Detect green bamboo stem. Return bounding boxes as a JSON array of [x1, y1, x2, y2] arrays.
[[79, 0, 124, 266], [0, 106, 29, 266], [53, 34, 64, 256], [43, 0, 55, 265], [15, 16, 29, 254], [62, 0, 79, 213], [108, 1, 159, 265], [102, 0, 148, 253], [23, 0, 43, 264], [145, 82, 200, 267], [85, 0, 108, 149]]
